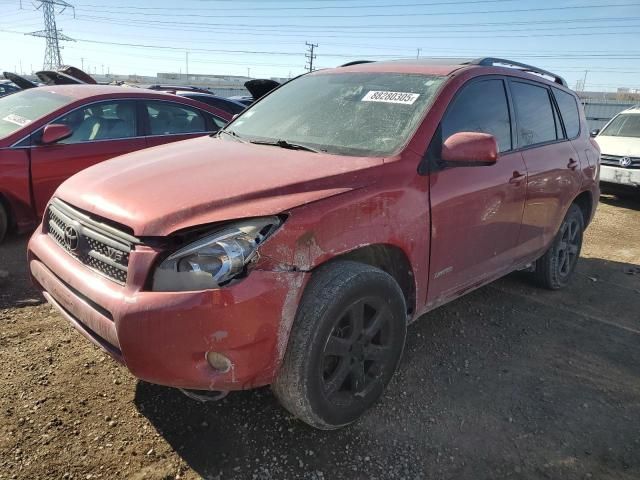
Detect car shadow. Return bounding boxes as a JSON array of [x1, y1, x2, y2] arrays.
[[0, 233, 44, 309], [599, 189, 640, 211], [134, 256, 640, 479]]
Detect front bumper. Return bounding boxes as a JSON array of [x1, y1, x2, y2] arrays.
[[599, 165, 640, 188], [28, 229, 308, 391]]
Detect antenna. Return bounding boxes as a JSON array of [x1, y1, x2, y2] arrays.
[[26, 0, 75, 70], [305, 42, 318, 73]]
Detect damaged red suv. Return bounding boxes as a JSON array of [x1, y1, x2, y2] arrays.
[[28, 58, 599, 429]]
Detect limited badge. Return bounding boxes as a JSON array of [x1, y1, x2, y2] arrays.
[[362, 91, 420, 105]]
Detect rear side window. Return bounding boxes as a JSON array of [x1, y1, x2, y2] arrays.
[[55, 101, 137, 143], [145, 101, 207, 135], [510, 81, 557, 147], [553, 88, 580, 138], [442, 79, 512, 152]]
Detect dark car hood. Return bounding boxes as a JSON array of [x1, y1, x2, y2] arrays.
[[3, 72, 37, 89], [58, 65, 97, 84], [56, 136, 383, 236], [35, 70, 84, 85], [244, 79, 280, 100]]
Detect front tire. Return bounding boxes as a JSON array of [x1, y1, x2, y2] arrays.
[[533, 203, 584, 290], [272, 261, 407, 430]]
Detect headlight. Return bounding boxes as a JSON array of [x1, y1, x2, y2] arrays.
[[152, 216, 281, 292]]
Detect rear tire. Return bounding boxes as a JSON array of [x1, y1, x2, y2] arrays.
[[533, 203, 584, 290], [272, 261, 407, 430], [0, 204, 8, 244]]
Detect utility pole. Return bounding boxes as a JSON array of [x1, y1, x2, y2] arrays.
[[247, 67, 251, 78], [416, 48, 421, 59], [26, 0, 75, 70], [305, 41, 318, 72], [80, 57, 84, 71], [185, 51, 189, 79], [582, 70, 589, 92]]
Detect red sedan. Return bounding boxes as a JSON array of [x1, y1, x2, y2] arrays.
[[0, 85, 231, 241]]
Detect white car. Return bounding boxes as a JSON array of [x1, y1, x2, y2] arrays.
[[594, 106, 640, 191]]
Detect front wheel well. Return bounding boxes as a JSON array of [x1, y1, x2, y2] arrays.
[[573, 190, 594, 227], [318, 244, 416, 316]]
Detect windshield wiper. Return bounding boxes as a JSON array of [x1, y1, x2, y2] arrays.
[[249, 139, 320, 153]]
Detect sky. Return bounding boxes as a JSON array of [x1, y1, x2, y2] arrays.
[[0, 0, 639, 91]]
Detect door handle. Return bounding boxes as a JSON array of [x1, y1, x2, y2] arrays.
[[509, 171, 526, 184], [567, 158, 578, 170]]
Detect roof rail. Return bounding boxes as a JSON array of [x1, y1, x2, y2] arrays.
[[468, 57, 567, 87], [339, 60, 376, 67]]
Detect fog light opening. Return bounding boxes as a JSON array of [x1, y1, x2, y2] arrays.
[[206, 351, 232, 373]]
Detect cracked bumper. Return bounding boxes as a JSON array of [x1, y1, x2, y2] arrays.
[[28, 230, 308, 391], [600, 165, 640, 187]]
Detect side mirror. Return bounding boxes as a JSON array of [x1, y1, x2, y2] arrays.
[[590, 128, 600, 138], [41, 124, 73, 145], [441, 132, 498, 166]]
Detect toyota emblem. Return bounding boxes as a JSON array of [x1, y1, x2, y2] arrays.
[[619, 157, 633, 168], [63, 225, 79, 252]]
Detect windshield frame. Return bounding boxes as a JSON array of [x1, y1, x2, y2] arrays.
[[222, 70, 448, 158], [600, 112, 640, 138]]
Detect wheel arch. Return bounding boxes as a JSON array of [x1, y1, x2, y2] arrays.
[[573, 190, 594, 227], [312, 243, 416, 317]]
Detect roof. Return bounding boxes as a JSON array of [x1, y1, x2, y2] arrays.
[[32, 84, 176, 100], [323, 57, 568, 88]]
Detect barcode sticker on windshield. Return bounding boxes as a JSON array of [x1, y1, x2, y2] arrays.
[[3, 114, 31, 127], [362, 91, 420, 105]]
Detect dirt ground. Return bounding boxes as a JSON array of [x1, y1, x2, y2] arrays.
[[1, 193, 639, 480]]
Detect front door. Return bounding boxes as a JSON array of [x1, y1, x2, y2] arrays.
[[427, 77, 527, 305], [30, 100, 145, 216]]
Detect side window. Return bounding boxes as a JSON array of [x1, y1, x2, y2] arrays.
[[146, 101, 207, 135], [510, 82, 558, 147], [553, 87, 581, 139], [442, 79, 512, 153], [210, 115, 227, 130], [55, 101, 137, 143]]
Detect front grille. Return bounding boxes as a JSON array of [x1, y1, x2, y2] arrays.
[[46, 199, 138, 285], [600, 154, 640, 169]]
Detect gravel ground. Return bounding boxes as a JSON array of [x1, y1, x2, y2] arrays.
[[1, 192, 639, 480]]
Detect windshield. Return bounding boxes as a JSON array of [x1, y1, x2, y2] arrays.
[[0, 88, 73, 139], [600, 113, 640, 138], [226, 72, 445, 156]]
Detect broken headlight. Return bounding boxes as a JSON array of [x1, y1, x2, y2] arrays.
[[152, 217, 281, 292]]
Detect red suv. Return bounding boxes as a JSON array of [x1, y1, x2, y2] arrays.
[[0, 85, 231, 242], [28, 58, 599, 429]]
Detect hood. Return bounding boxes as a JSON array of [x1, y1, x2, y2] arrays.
[[595, 135, 640, 157], [56, 136, 383, 236], [58, 65, 97, 84], [244, 79, 280, 100], [35, 70, 84, 85], [3, 71, 37, 89]]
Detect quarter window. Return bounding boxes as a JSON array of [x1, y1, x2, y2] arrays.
[[442, 79, 512, 152], [145, 101, 208, 135], [553, 87, 581, 138], [510, 82, 558, 147], [55, 101, 137, 143]]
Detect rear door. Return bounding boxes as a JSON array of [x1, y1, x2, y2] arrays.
[[508, 80, 582, 259], [427, 77, 528, 303], [142, 100, 225, 148], [29, 99, 145, 216]]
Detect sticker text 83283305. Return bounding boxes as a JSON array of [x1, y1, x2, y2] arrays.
[[361, 91, 420, 105]]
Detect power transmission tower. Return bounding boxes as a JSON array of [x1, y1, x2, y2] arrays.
[[26, 0, 75, 70], [305, 42, 318, 72]]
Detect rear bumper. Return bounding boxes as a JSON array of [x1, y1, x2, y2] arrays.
[[28, 229, 308, 391], [600, 165, 640, 188]]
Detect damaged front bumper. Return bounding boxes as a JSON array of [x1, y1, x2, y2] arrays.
[[28, 230, 308, 391]]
